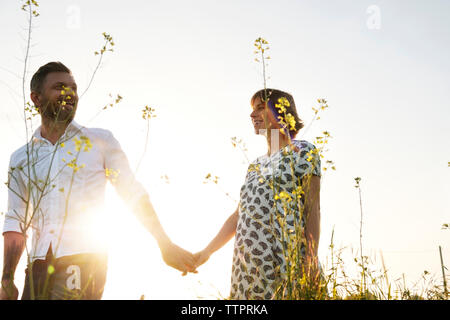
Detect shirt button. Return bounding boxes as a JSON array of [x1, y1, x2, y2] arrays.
[[49, 229, 54, 234]]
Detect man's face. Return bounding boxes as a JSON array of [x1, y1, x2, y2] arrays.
[[33, 72, 78, 123]]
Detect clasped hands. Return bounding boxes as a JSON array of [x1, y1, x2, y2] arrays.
[[159, 241, 211, 276]]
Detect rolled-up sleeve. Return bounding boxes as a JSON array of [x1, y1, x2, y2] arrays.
[[103, 130, 148, 209], [3, 153, 28, 235], [309, 144, 321, 177], [294, 141, 322, 180]]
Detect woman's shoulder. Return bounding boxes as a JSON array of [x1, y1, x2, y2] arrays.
[[288, 140, 322, 176], [293, 139, 316, 150], [251, 155, 265, 165]]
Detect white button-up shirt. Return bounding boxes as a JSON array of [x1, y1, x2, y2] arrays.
[[3, 121, 148, 261]]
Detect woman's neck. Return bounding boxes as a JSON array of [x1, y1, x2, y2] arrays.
[[266, 130, 292, 156]]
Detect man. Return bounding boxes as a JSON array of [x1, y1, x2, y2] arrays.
[[0, 62, 196, 300]]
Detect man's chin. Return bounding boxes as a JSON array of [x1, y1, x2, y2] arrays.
[[43, 112, 76, 124], [59, 114, 75, 124], [56, 105, 77, 122], [40, 102, 77, 124]]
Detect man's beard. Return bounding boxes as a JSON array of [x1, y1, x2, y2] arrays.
[[39, 97, 77, 123]]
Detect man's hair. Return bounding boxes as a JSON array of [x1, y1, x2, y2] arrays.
[[30, 62, 71, 93], [251, 88, 304, 137]]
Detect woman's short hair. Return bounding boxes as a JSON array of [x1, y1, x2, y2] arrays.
[[251, 88, 304, 137]]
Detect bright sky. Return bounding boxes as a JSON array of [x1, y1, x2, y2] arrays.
[[0, 0, 449, 299]]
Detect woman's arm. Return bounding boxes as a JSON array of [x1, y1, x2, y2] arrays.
[[303, 175, 321, 279], [194, 206, 239, 267]]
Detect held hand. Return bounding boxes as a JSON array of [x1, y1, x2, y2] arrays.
[[193, 250, 211, 268], [159, 241, 197, 276], [0, 279, 19, 300]]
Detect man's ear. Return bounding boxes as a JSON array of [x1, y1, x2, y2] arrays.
[[30, 91, 41, 110]]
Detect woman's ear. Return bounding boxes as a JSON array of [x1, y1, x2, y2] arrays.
[[265, 108, 280, 130]]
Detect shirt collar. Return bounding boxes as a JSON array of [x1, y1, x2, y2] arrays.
[[32, 120, 84, 144]]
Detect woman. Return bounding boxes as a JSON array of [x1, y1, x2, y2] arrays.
[[195, 89, 321, 299]]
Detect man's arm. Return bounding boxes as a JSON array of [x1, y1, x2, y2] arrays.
[[0, 232, 25, 300], [1, 153, 28, 300], [133, 195, 196, 275], [101, 130, 196, 274]]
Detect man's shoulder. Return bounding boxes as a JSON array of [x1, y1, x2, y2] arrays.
[[9, 142, 31, 166], [78, 126, 114, 142], [77, 126, 121, 150]]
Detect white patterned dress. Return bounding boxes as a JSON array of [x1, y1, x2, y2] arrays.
[[230, 140, 321, 300]]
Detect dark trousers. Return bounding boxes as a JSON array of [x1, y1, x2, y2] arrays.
[[21, 246, 108, 300]]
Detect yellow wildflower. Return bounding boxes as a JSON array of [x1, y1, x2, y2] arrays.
[[73, 137, 82, 151], [81, 136, 93, 152], [142, 106, 156, 120], [293, 186, 304, 197], [285, 113, 296, 131], [277, 97, 290, 107], [73, 136, 93, 152], [275, 103, 286, 113], [275, 191, 292, 202], [105, 168, 120, 183], [48, 265, 55, 275]]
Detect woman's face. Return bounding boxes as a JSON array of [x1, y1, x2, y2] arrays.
[[250, 96, 280, 135]]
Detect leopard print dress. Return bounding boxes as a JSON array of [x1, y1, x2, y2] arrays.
[[230, 140, 321, 300]]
